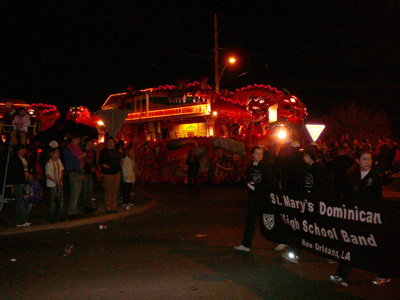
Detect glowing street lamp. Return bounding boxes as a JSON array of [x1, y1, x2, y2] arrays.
[[215, 56, 236, 93]]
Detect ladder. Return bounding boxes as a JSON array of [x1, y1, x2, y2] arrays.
[[0, 142, 14, 212]]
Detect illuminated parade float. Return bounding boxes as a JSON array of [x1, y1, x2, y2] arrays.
[[100, 79, 308, 183], [0, 100, 60, 138]]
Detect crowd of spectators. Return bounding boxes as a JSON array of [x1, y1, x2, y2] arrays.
[[1, 129, 137, 228]]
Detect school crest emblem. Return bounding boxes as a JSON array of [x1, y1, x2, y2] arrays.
[[263, 214, 275, 230]]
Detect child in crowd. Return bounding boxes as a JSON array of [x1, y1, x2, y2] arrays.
[[121, 146, 136, 210], [45, 148, 64, 223]]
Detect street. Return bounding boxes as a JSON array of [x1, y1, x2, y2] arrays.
[[0, 183, 398, 299]]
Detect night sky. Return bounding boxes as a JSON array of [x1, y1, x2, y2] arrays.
[[1, 1, 399, 134]]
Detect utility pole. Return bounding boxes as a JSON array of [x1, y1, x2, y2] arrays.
[[214, 13, 219, 94]]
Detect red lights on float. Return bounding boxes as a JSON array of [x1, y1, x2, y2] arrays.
[[27, 103, 60, 132], [66, 106, 104, 129]]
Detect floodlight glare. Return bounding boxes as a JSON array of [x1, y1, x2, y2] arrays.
[[277, 130, 287, 139]]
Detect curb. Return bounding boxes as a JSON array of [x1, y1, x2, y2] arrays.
[[0, 198, 157, 236]]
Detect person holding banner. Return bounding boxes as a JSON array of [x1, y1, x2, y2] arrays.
[[330, 148, 391, 287], [234, 146, 278, 252], [281, 145, 332, 263]]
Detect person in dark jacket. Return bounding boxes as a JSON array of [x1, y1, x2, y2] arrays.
[[186, 150, 200, 193], [8, 144, 33, 227], [234, 146, 278, 252], [282, 145, 333, 263], [81, 138, 97, 213], [98, 138, 121, 213], [327, 145, 354, 198], [303, 145, 333, 197], [330, 148, 390, 287]]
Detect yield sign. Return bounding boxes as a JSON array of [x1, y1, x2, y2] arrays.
[[306, 124, 325, 141], [97, 110, 130, 139]]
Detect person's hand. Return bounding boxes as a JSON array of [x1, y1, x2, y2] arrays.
[[103, 164, 110, 169], [247, 182, 255, 190]]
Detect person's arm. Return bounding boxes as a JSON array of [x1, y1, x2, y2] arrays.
[[23, 115, 31, 126], [92, 150, 98, 170], [45, 162, 54, 183], [122, 158, 130, 181]]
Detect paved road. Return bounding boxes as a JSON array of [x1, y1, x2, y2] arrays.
[[0, 183, 398, 299]]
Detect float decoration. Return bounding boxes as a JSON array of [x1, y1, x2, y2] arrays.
[[27, 103, 60, 132], [66, 106, 104, 129]]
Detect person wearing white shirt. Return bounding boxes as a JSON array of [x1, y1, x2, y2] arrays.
[[121, 147, 136, 210], [45, 149, 64, 222]]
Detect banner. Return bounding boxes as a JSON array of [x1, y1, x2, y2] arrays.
[[260, 191, 400, 277]]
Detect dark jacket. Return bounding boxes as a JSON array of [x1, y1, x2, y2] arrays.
[[98, 148, 121, 175], [8, 155, 29, 185], [186, 154, 200, 175], [247, 160, 278, 198], [346, 167, 382, 201], [327, 154, 354, 197], [63, 147, 83, 173], [83, 149, 97, 174], [304, 162, 333, 197]]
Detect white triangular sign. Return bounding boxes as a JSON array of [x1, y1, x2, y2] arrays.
[[306, 124, 325, 141], [97, 110, 130, 139]]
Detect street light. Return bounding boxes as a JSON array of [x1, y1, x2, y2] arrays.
[[214, 13, 237, 93], [215, 56, 236, 93]]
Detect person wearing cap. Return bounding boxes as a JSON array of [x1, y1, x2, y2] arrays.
[[49, 140, 58, 149], [11, 107, 31, 145], [45, 148, 64, 223]]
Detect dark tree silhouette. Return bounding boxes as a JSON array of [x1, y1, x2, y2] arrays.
[[323, 103, 392, 142]]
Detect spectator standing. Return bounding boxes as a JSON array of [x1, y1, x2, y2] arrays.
[[115, 140, 125, 204], [186, 150, 200, 193], [121, 146, 136, 210], [63, 133, 86, 219], [392, 143, 400, 172], [8, 144, 33, 227], [378, 138, 392, 175], [11, 107, 30, 145], [81, 138, 97, 214], [99, 138, 121, 213], [45, 148, 64, 222], [374, 138, 384, 158]]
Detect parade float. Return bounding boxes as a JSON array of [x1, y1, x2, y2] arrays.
[[66, 106, 104, 129], [99, 79, 308, 183], [0, 100, 60, 137]]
